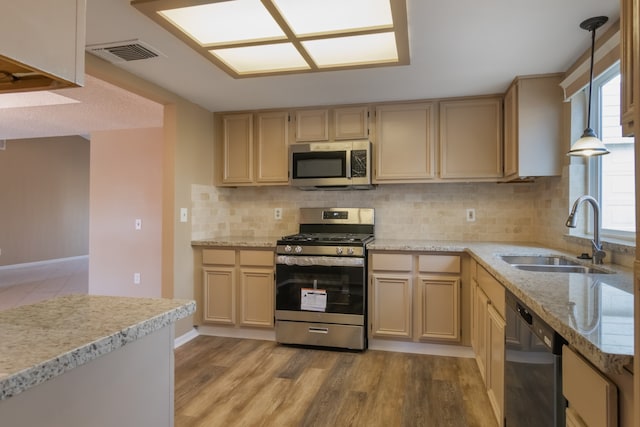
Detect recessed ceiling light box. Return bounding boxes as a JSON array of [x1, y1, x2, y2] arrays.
[[131, 0, 409, 78]]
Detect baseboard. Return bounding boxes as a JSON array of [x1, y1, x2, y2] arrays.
[[368, 339, 474, 358], [196, 325, 276, 342], [0, 255, 89, 271], [174, 327, 199, 348], [191, 326, 472, 358]]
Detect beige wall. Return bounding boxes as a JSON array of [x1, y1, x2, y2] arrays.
[[88, 127, 164, 297], [86, 55, 214, 335], [0, 136, 89, 266]]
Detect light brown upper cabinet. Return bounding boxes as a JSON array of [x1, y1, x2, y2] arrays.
[[503, 74, 563, 181], [217, 111, 290, 186], [255, 111, 290, 183], [294, 106, 369, 142], [295, 109, 329, 142], [374, 103, 437, 183], [221, 113, 254, 185], [620, 0, 636, 136], [333, 106, 369, 140], [439, 97, 502, 180]]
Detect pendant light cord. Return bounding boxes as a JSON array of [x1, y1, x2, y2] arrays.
[[586, 26, 596, 130]]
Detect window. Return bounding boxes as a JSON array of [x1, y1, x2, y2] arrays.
[[589, 64, 635, 239]]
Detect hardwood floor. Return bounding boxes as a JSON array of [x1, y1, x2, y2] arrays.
[[174, 336, 497, 427]]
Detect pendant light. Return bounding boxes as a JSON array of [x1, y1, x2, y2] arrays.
[[567, 16, 610, 157]]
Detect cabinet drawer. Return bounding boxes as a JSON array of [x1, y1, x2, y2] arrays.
[[239, 250, 274, 267], [202, 249, 235, 265], [418, 255, 460, 273], [562, 346, 617, 427], [370, 253, 412, 271], [477, 265, 505, 317]]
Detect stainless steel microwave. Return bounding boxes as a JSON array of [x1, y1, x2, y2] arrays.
[[289, 140, 373, 189]]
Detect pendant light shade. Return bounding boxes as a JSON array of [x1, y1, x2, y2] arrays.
[[567, 16, 610, 157]]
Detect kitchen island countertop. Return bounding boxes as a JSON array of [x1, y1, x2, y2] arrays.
[[0, 294, 195, 401], [369, 240, 634, 374]]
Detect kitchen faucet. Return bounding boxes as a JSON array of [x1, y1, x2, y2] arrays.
[[565, 195, 605, 264]]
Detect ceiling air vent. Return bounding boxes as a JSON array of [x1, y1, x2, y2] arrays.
[[86, 40, 164, 64]]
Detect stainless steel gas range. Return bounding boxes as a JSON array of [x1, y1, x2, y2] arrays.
[[274, 207, 374, 350]]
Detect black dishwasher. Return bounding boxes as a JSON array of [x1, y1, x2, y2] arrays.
[[505, 291, 567, 427]]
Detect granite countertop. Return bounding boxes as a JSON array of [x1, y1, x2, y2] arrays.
[[191, 236, 280, 248], [0, 295, 195, 401], [369, 240, 634, 374]]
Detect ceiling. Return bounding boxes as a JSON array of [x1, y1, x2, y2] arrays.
[[0, 0, 620, 140]]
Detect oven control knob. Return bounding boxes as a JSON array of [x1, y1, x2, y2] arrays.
[[284, 245, 292, 253], [294, 246, 303, 254], [347, 247, 355, 255], [336, 247, 343, 255]]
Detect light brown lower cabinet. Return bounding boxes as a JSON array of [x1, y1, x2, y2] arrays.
[[369, 252, 461, 343], [202, 248, 274, 328], [562, 345, 618, 427], [471, 262, 505, 427]]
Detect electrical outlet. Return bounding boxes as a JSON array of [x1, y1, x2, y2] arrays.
[[134, 273, 141, 284], [274, 208, 283, 220], [180, 208, 188, 223], [135, 219, 142, 230], [466, 208, 476, 222]]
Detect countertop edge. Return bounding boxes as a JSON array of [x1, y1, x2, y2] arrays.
[[0, 299, 195, 401]]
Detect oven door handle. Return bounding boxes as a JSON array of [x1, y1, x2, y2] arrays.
[[276, 255, 364, 267]]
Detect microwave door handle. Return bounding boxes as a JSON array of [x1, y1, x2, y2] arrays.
[[345, 151, 352, 179]]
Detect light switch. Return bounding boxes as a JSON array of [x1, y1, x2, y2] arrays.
[[135, 219, 142, 230], [180, 208, 188, 223]]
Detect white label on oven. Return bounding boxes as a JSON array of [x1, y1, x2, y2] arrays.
[[301, 288, 327, 312]]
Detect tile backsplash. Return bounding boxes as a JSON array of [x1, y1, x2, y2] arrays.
[[192, 181, 541, 242]]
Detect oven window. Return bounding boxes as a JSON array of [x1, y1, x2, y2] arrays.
[[293, 151, 346, 178], [276, 264, 364, 315]]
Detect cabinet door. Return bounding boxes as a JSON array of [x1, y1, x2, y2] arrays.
[[203, 267, 236, 325], [334, 106, 368, 140], [417, 275, 460, 342], [222, 113, 253, 184], [439, 98, 502, 179], [562, 345, 618, 427], [474, 287, 489, 381], [255, 111, 289, 184], [486, 303, 505, 427], [620, 0, 636, 136], [503, 84, 518, 177], [295, 109, 328, 141], [239, 267, 274, 327], [374, 103, 436, 182], [370, 273, 412, 338]]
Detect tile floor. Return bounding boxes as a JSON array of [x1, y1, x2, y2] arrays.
[[0, 257, 88, 311]]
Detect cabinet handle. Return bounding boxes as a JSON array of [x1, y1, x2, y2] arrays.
[[309, 327, 329, 334]]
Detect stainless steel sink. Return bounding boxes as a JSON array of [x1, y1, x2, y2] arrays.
[[500, 255, 582, 266], [500, 255, 613, 274]]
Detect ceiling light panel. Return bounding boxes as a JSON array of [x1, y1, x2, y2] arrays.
[[303, 32, 398, 68], [273, 0, 393, 36], [159, 0, 285, 45], [132, 0, 408, 78], [211, 43, 310, 74]]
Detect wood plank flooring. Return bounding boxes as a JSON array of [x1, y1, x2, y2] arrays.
[[174, 336, 497, 427]]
